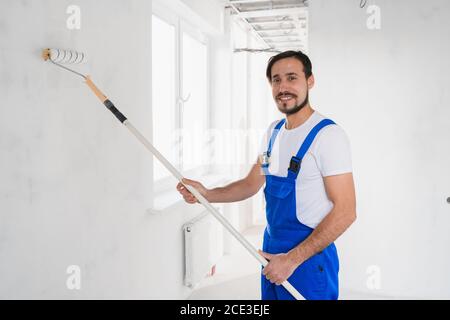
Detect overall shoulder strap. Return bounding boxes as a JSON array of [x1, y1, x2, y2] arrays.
[[287, 119, 336, 180], [262, 119, 285, 175], [267, 118, 285, 157]]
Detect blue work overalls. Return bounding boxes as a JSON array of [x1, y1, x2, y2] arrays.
[[261, 118, 339, 300]]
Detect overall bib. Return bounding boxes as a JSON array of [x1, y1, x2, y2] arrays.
[[261, 118, 339, 300]]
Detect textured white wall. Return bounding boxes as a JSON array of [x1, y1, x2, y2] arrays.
[[309, 0, 450, 298], [0, 0, 226, 299]]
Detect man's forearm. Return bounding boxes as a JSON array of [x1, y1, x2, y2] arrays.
[[206, 179, 258, 203], [287, 206, 356, 266]]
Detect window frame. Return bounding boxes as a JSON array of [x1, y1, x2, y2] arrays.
[[151, 5, 211, 194]]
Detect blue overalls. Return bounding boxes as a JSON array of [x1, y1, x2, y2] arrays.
[[261, 118, 340, 300]]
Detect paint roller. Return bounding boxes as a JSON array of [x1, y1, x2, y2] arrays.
[[42, 48, 305, 300]]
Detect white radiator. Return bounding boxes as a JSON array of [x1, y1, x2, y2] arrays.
[[183, 210, 223, 288]]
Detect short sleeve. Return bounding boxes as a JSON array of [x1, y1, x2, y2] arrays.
[[313, 125, 353, 177]]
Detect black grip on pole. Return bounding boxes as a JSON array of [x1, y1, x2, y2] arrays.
[[103, 99, 127, 123]]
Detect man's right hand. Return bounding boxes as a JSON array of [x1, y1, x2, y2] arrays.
[[176, 178, 209, 204]]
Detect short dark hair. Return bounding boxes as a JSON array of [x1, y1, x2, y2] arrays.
[[266, 50, 313, 81]]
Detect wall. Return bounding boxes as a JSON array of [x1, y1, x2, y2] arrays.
[[181, 0, 224, 34], [0, 0, 226, 299], [309, 0, 450, 298]]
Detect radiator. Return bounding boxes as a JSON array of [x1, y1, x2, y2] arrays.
[[183, 210, 223, 288]]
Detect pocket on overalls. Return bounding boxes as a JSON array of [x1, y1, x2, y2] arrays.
[[263, 177, 296, 227], [307, 252, 327, 294], [264, 177, 295, 199]]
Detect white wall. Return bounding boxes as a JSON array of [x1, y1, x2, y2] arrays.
[[181, 0, 224, 34], [309, 0, 450, 298], [0, 0, 227, 299]]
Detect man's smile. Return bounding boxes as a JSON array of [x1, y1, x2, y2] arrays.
[[277, 93, 297, 102]]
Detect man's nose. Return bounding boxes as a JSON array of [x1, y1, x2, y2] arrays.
[[278, 81, 289, 94]]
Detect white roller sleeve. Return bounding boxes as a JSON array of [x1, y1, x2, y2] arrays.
[[123, 120, 305, 300], [49, 48, 86, 64]]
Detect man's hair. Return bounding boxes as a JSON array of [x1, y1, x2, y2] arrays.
[[266, 50, 313, 81]]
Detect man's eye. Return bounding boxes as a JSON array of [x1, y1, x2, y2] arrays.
[[272, 79, 280, 83], [288, 76, 297, 81]]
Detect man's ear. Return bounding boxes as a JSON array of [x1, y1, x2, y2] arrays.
[[307, 74, 315, 89]]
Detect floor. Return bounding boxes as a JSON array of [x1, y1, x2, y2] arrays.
[[187, 225, 263, 300], [187, 225, 391, 300]]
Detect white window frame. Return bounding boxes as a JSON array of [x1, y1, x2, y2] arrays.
[[152, 3, 211, 194], [179, 19, 211, 176]]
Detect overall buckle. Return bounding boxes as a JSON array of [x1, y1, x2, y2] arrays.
[[289, 156, 301, 173], [261, 151, 271, 167]]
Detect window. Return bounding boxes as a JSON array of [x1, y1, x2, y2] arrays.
[[151, 12, 209, 190], [152, 15, 177, 182], [181, 32, 208, 172]]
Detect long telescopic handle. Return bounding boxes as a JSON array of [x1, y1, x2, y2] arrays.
[[84, 76, 305, 300]]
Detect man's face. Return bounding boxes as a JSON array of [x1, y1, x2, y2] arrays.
[[270, 57, 314, 115]]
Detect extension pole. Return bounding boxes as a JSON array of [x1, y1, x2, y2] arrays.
[[85, 75, 305, 300]]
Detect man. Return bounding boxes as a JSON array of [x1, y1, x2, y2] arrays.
[[176, 50, 356, 300]]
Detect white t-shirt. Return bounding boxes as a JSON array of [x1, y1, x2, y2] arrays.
[[259, 111, 352, 229]]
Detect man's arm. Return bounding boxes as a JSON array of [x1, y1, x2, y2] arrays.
[[260, 172, 356, 285], [176, 157, 265, 204], [288, 172, 356, 263]]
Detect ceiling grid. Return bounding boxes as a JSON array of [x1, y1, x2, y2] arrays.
[[226, 0, 309, 53]]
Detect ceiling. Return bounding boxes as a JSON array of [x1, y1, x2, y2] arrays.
[[226, 0, 309, 53]]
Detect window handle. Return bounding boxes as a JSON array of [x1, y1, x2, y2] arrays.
[[179, 93, 191, 104]]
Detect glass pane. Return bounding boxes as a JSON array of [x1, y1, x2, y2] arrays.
[[152, 15, 176, 181], [182, 32, 208, 171]]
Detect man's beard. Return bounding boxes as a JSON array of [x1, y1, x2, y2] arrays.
[[277, 91, 309, 115]]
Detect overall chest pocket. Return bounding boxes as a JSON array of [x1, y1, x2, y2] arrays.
[[264, 176, 295, 199]]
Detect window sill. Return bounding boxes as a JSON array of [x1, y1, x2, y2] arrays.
[[147, 172, 229, 214]]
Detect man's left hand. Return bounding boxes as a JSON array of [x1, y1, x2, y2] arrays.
[[259, 250, 299, 285]]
